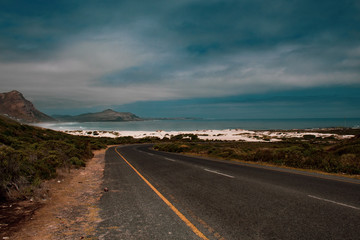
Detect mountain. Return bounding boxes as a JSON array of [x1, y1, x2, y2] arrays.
[[0, 90, 55, 123], [54, 109, 142, 122]]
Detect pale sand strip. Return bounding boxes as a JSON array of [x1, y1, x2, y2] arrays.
[[62, 129, 354, 142]]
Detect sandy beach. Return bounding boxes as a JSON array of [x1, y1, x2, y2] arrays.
[[62, 129, 355, 142]]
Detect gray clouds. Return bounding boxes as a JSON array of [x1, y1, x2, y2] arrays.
[[0, 0, 359, 112]]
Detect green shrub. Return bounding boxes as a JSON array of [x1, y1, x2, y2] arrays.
[[0, 116, 101, 201], [154, 138, 360, 176], [339, 154, 360, 174], [303, 135, 316, 140], [70, 157, 86, 168]]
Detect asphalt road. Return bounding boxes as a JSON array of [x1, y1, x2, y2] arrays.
[[96, 144, 360, 240]]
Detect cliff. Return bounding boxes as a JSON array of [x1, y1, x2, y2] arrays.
[[0, 90, 54, 123]]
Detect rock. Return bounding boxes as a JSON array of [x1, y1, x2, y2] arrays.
[[104, 187, 109, 192], [0, 90, 55, 123]]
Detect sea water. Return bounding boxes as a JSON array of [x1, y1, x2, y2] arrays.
[[36, 118, 360, 131]]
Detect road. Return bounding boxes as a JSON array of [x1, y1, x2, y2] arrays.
[[96, 144, 360, 240]]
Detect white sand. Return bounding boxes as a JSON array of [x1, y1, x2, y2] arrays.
[[62, 129, 354, 142]]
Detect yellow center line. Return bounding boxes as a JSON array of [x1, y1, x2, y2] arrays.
[[114, 147, 209, 240]]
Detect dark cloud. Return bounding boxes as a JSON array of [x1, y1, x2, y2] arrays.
[[112, 86, 360, 119], [0, 0, 359, 117], [98, 65, 167, 86], [165, 0, 360, 49]]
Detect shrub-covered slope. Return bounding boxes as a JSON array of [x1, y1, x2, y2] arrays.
[[0, 116, 100, 201], [0, 115, 169, 201]]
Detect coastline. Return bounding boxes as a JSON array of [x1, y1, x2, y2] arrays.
[[62, 129, 355, 142], [34, 118, 360, 132]]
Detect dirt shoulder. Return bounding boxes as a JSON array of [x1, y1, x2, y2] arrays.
[[0, 147, 107, 240]]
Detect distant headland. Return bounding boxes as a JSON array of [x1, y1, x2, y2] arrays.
[[0, 90, 197, 123], [0, 90, 54, 123], [53, 109, 142, 122]]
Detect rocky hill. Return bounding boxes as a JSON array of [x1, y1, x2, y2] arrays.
[[54, 109, 142, 122], [0, 90, 54, 123]]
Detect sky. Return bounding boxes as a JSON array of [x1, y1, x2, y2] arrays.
[[1, 0, 360, 119]]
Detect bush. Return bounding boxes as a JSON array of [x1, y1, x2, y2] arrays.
[[303, 135, 316, 140], [154, 143, 190, 153], [253, 149, 274, 163], [154, 138, 360, 176], [171, 134, 199, 141], [339, 154, 360, 174], [70, 157, 86, 168], [0, 116, 99, 201]]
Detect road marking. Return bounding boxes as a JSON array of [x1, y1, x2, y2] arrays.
[[164, 157, 176, 162], [175, 151, 360, 185], [115, 147, 209, 240], [308, 195, 360, 210], [234, 161, 360, 185], [204, 169, 235, 178]]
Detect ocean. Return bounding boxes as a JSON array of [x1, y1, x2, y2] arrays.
[[36, 118, 360, 131]]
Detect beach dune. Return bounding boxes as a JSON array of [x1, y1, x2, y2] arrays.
[[62, 129, 354, 142]]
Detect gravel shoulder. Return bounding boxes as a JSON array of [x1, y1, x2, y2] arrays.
[[1, 148, 106, 240]]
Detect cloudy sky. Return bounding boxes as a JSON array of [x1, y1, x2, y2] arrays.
[[1, 0, 359, 118]]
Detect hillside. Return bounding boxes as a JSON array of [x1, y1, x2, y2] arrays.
[[54, 109, 142, 122], [0, 115, 159, 202], [0, 115, 105, 201], [0, 90, 54, 123]]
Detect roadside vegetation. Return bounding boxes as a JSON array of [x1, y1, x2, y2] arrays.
[[0, 116, 163, 202], [154, 134, 360, 176]]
